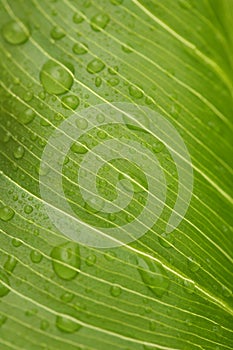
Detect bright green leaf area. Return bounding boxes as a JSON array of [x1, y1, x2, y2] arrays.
[[0, 0, 233, 350]]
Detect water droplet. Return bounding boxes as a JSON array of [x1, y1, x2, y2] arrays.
[[4, 255, 17, 273], [51, 242, 81, 280], [0, 315, 7, 327], [87, 59, 105, 74], [23, 91, 33, 102], [0, 271, 10, 297], [104, 251, 116, 261], [40, 60, 74, 95], [71, 141, 88, 154], [85, 196, 104, 213], [12, 238, 22, 247], [73, 13, 84, 24], [30, 250, 43, 263], [222, 286, 232, 298], [152, 141, 164, 153], [13, 145, 25, 159], [158, 232, 174, 248], [61, 95, 80, 110], [183, 280, 195, 294], [56, 315, 81, 333], [137, 257, 169, 297], [40, 320, 49, 330], [110, 284, 122, 297], [50, 26, 65, 40], [121, 44, 133, 53], [76, 118, 88, 130], [24, 205, 33, 214], [0, 206, 15, 221], [60, 292, 74, 303], [72, 42, 88, 55], [2, 20, 30, 45], [85, 254, 96, 266], [91, 13, 110, 31], [188, 257, 200, 272], [129, 85, 143, 99], [95, 76, 102, 87], [107, 77, 120, 86], [2, 132, 11, 143]]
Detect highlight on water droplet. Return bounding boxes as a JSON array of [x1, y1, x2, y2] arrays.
[[2, 20, 30, 45], [0, 206, 15, 222], [137, 257, 170, 297], [50, 242, 81, 280], [56, 314, 81, 333], [40, 60, 74, 95], [90, 13, 110, 31]]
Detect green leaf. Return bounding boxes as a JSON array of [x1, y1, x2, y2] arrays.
[[0, 0, 232, 350]]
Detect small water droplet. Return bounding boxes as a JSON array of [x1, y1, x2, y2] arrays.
[[40, 60, 74, 95], [40, 319, 49, 330], [12, 238, 22, 247], [85, 254, 96, 266], [56, 315, 81, 333], [87, 59, 105, 74], [222, 286, 232, 298], [152, 141, 164, 153], [0, 206, 15, 221], [107, 77, 120, 86], [71, 141, 88, 154], [72, 42, 88, 55], [110, 284, 122, 297], [95, 76, 102, 87], [23, 91, 33, 102], [183, 280, 195, 294], [188, 257, 200, 272], [60, 292, 74, 302], [121, 44, 133, 53], [24, 205, 33, 214], [129, 85, 143, 99], [73, 13, 84, 24], [76, 118, 88, 130], [0, 271, 10, 297], [104, 251, 116, 261], [13, 145, 25, 159], [51, 242, 80, 280], [30, 250, 43, 263], [137, 257, 169, 297], [158, 232, 174, 248], [50, 26, 65, 40], [4, 255, 17, 273], [61, 95, 80, 110], [2, 20, 30, 45], [2, 132, 11, 143], [91, 13, 110, 31], [0, 315, 7, 327]]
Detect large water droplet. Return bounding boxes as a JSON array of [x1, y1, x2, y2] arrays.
[[0, 271, 10, 297], [50, 26, 65, 40], [51, 242, 81, 280], [137, 257, 169, 297], [0, 206, 15, 221], [87, 59, 105, 74], [56, 315, 81, 333], [91, 13, 110, 31], [72, 42, 88, 55], [40, 60, 74, 95], [61, 95, 80, 110], [2, 20, 30, 45]]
